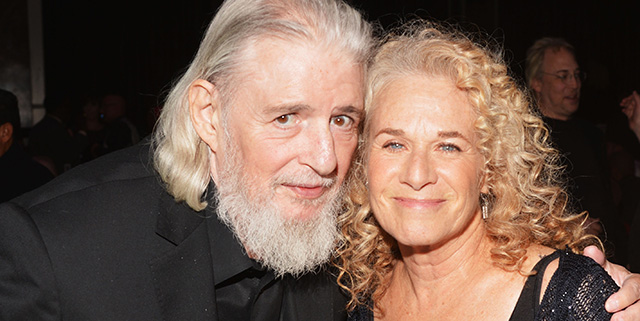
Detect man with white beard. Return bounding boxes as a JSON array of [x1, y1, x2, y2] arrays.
[[2, 1, 640, 320], [0, 0, 369, 319]]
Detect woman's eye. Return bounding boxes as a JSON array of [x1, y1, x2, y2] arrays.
[[331, 115, 354, 128], [383, 142, 404, 150], [440, 144, 461, 152]]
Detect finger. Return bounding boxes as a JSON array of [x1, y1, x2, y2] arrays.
[[609, 296, 640, 320], [631, 91, 640, 107], [584, 245, 606, 265], [622, 100, 630, 107], [610, 307, 639, 321], [607, 273, 640, 315]]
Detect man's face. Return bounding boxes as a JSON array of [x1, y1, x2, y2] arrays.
[[531, 47, 581, 121], [214, 38, 364, 221], [209, 38, 364, 275]]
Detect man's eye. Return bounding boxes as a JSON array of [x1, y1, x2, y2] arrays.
[[275, 114, 294, 125], [331, 115, 354, 128]]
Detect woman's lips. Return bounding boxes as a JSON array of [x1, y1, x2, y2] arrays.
[[394, 197, 445, 209]]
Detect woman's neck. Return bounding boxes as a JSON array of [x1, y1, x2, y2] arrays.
[[398, 228, 493, 294], [396, 212, 491, 284], [377, 215, 528, 320]]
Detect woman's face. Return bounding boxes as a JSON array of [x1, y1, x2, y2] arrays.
[[366, 75, 487, 249]]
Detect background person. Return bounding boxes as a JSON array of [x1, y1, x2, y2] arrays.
[[525, 37, 627, 263], [96, 92, 140, 155], [620, 90, 640, 273], [28, 91, 87, 175], [0, 88, 53, 203]]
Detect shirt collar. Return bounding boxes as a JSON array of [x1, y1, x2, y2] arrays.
[[206, 196, 261, 286]]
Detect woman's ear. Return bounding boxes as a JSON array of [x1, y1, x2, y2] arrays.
[[480, 172, 490, 195], [188, 79, 222, 152]]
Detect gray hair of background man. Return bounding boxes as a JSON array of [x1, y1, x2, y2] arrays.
[[152, 0, 373, 211], [525, 37, 575, 88]]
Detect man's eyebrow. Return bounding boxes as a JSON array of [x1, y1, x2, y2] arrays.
[[264, 104, 311, 115], [554, 68, 580, 73], [336, 105, 364, 119], [263, 104, 362, 117]]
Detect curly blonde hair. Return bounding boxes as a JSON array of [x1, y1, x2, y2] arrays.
[[335, 20, 597, 311]]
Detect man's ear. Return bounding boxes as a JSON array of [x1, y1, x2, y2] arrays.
[[189, 79, 222, 152], [0, 123, 13, 143], [530, 77, 543, 95]]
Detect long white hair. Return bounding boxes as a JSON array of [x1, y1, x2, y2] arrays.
[[152, 0, 373, 211]]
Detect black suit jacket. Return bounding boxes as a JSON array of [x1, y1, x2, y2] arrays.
[[0, 142, 347, 320]]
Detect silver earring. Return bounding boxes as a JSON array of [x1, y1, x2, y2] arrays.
[[480, 194, 489, 220]]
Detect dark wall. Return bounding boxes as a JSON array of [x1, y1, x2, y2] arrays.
[[355, 0, 640, 123], [42, 0, 220, 134], [41, 0, 639, 130], [1, 0, 34, 127]]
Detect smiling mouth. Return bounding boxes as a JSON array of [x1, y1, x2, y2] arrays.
[[394, 197, 445, 209], [565, 93, 580, 101]]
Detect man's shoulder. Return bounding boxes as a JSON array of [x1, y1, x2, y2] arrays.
[[10, 141, 158, 210]]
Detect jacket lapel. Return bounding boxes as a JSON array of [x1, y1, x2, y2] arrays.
[[150, 192, 217, 321]]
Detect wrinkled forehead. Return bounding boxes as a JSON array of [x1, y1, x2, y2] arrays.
[[228, 36, 365, 95], [367, 71, 467, 116], [363, 73, 487, 148], [246, 35, 363, 69], [220, 36, 365, 120]]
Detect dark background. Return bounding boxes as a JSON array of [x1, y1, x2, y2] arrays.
[[6, 0, 640, 133]]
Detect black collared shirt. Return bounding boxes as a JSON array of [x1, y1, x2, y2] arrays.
[[206, 210, 349, 321], [207, 214, 284, 320]]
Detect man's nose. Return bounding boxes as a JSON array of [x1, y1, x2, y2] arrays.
[[299, 125, 338, 177], [567, 73, 580, 88]]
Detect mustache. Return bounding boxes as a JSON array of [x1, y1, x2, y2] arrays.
[[272, 171, 337, 188]]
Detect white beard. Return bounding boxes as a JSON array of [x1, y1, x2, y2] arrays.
[[213, 131, 344, 277]]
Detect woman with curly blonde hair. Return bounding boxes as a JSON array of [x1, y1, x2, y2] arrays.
[[336, 20, 618, 320]]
